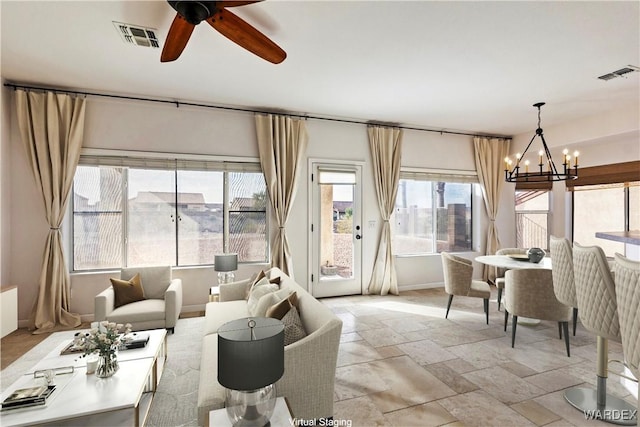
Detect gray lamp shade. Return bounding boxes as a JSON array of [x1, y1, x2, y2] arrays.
[[218, 317, 284, 391], [214, 253, 238, 272]]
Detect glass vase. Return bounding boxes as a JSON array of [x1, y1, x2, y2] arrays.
[[225, 384, 276, 426], [95, 349, 119, 378]]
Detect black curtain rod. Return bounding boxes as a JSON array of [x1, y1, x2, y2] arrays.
[[3, 82, 509, 139]]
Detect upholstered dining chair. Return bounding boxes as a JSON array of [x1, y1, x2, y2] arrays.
[[441, 252, 491, 324], [564, 244, 637, 425], [493, 247, 527, 310], [503, 268, 572, 356], [549, 236, 579, 336], [613, 253, 640, 412]]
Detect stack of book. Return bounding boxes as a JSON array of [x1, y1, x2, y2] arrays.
[[119, 331, 150, 350], [1, 384, 55, 410]]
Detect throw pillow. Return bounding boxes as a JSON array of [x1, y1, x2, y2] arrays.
[[281, 306, 307, 346], [266, 291, 298, 320], [251, 287, 290, 317], [110, 273, 145, 308], [244, 270, 265, 300], [245, 271, 281, 300], [247, 278, 279, 315]]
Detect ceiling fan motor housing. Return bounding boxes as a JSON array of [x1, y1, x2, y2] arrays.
[[169, 1, 219, 25]]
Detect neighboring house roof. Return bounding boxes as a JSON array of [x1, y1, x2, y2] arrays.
[[131, 192, 205, 205], [230, 197, 257, 210]]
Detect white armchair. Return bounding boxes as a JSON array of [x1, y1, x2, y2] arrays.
[[95, 266, 183, 333]]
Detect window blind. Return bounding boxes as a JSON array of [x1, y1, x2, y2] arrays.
[[565, 160, 640, 190], [79, 155, 262, 173], [570, 181, 639, 192], [515, 180, 553, 191], [317, 170, 356, 184], [400, 168, 478, 183]]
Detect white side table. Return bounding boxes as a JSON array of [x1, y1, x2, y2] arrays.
[[209, 286, 220, 302], [209, 396, 293, 426]]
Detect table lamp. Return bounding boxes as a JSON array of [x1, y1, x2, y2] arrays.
[[215, 253, 238, 284], [218, 317, 284, 427]]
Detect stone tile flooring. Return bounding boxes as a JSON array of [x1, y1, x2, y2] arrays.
[[322, 288, 638, 427]]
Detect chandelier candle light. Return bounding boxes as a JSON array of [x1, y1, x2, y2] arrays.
[[504, 102, 580, 183]]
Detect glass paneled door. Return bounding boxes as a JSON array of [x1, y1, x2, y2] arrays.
[[310, 162, 362, 298]]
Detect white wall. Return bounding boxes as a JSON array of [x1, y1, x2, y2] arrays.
[[1, 82, 10, 289], [2, 83, 17, 334], [4, 90, 637, 326]]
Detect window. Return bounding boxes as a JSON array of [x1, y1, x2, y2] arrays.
[[515, 190, 550, 250], [567, 160, 640, 257], [573, 183, 637, 256], [393, 172, 475, 255], [73, 167, 123, 270], [72, 156, 267, 271]]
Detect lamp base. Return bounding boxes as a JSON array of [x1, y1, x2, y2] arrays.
[[232, 417, 271, 427], [225, 385, 276, 427], [218, 271, 235, 285]]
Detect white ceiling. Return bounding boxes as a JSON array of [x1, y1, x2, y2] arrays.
[[1, 1, 638, 136]]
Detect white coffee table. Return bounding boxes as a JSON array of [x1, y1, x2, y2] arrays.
[[0, 329, 167, 427]]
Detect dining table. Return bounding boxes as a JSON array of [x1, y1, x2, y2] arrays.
[[475, 254, 552, 271]]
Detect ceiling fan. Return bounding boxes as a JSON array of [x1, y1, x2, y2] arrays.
[[161, 1, 286, 64]]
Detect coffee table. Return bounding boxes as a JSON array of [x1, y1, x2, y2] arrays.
[[0, 329, 167, 427]]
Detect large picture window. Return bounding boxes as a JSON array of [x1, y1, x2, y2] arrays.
[[72, 156, 268, 271], [573, 184, 637, 256], [567, 161, 640, 257], [392, 171, 475, 255]]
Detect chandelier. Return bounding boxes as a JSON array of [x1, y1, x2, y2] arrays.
[[505, 102, 579, 183]]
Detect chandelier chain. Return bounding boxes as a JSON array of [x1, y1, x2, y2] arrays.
[[537, 107, 542, 129]]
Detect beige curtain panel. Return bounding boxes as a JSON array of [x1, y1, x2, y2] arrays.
[[473, 136, 511, 281], [15, 90, 86, 333], [255, 114, 308, 279], [368, 126, 403, 295]]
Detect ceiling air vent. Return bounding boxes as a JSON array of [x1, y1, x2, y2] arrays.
[[598, 65, 639, 81], [113, 21, 159, 48]]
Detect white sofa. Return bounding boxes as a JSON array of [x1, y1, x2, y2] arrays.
[[94, 266, 183, 333], [197, 267, 343, 426]]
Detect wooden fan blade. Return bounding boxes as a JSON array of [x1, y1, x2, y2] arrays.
[[161, 13, 196, 62], [207, 8, 286, 64]]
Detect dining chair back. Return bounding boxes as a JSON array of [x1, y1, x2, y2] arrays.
[[563, 243, 636, 425], [549, 236, 579, 335], [613, 253, 640, 381], [441, 252, 491, 324], [503, 268, 571, 356], [493, 248, 527, 310]]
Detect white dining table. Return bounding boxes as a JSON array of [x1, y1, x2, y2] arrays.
[[475, 254, 552, 270]]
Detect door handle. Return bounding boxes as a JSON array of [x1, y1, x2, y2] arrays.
[[355, 234, 361, 240]]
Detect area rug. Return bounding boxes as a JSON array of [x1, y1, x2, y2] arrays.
[[0, 317, 204, 427]]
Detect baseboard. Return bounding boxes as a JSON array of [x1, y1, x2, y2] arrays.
[[398, 282, 444, 292]]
